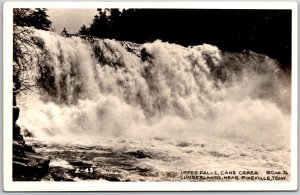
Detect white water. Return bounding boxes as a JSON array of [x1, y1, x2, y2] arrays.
[[17, 29, 290, 146], [15, 28, 292, 180]]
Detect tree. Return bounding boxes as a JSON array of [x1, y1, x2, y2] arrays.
[[13, 8, 52, 96], [61, 27, 69, 37], [13, 8, 51, 31], [30, 8, 52, 31], [88, 9, 110, 37], [80, 9, 142, 40], [79, 24, 89, 35], [13, 8, 34, 27]]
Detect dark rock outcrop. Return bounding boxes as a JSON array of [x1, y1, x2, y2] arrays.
[[13, 148, 50, 181], [126, 150, 150, 159], [13, 92, 50, 181]]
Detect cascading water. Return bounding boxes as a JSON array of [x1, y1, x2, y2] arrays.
[[16, 28, 291, 181]]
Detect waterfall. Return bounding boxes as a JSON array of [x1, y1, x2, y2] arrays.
[[17, 28, 291, 145]]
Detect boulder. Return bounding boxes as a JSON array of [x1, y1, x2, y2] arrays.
[[13, 106, 20, 123], [13, 135, 50, 181], [13, 124, 24, 142], [13, 135, 51, 180], [13, 152, 50, 181]]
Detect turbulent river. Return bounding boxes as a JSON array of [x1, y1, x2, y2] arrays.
[[16, 28, 291, 181]]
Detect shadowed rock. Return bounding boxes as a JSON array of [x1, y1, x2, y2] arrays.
[[13, 96, 50, 181], [13, 151, 50, 181], [13, 106, 20, 123], [126, 150, 149, 159]]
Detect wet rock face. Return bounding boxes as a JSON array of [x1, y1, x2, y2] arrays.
[[13, 124, 24, 143], [13, 106, 19, 124], [13, 93, 50, 181], [126, 150, 150, 159], [13, 152, 50, 181]]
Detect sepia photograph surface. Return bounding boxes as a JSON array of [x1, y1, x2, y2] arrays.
[[3, 1, 298, 191]]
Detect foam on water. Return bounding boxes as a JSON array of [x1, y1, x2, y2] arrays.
[[17, 28, 291, 146]]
